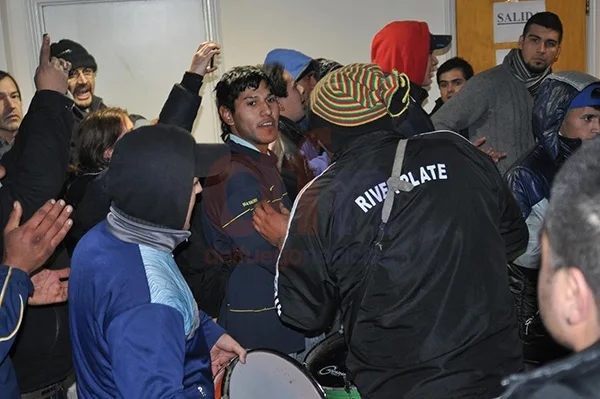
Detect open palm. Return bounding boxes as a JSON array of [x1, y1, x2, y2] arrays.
[[29, 268, 70, 306]]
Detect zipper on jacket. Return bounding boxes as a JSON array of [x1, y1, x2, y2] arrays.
[[524, 311, 539, 335]]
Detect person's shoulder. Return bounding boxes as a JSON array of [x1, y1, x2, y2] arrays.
[[503, 348, 600, 399], [72, 221, 137, 271]]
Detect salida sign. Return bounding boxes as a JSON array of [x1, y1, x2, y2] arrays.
[[496, 11, 535, 25], [493, 0, 546, 43]]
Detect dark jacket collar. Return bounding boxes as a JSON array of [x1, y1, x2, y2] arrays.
[[502, 340, 600, 396], [410, 83, 429, 106], [430, 97, 444, 116], [279, 115, 305, 146], [226, 139, 278, 167]]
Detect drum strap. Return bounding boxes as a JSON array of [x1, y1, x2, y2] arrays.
[[347, 139, 413, 345]]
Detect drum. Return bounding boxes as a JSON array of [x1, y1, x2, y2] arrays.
[[214, 349, 325, 399], [304, 332, 362, 399]]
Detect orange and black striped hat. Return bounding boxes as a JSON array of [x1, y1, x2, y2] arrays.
[[310, 63, 411, 128]]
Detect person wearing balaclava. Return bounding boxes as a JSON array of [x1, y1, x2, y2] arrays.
[[68, 124, 245, 398], [264, 63, 527, 398], [432, 12, 563, 174], [371, 20, 451, 137]]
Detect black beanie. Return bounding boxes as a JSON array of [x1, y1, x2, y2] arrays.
[[107, 125, 230, 230], [50, 39, 98, 72]]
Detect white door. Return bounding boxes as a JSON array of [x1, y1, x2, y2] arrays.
[[31, 0, 221, 143]]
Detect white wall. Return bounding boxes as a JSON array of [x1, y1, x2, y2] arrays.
[[1, 0, 599, 143], [0, 1, 8, 71], [1, 0, 35, 99], [218, 0, 456, 114]]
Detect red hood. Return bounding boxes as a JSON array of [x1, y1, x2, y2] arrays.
[[371, 21, 430, 86]]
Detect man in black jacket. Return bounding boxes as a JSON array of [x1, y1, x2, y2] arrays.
[[501, 137, 600, 399], [0, 34, 75, 398], [255, 63, 527, 398]]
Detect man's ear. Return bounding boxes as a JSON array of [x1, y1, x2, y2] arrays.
[[565, 267, 596, 326], [104, 147, 114, 161], [219, 106, 235, 127], [518, 35, 525, 50]]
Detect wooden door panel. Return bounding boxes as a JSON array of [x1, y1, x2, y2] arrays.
[[456, 0, 587, 74]]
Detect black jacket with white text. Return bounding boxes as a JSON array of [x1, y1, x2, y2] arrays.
[[275, 129, 527, 399]]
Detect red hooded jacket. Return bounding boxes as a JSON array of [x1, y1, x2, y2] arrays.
[[371, 21, 430, 86]]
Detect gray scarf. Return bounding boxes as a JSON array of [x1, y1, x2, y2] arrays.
[[106, 206, 190, 253], [504, 48, 552, 97]]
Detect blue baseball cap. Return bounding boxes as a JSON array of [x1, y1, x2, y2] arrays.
[[264, 49, 318, 82], [569, 82, 600, 109]]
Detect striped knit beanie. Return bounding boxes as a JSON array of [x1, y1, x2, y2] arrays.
[[310, 63, 410, 127]]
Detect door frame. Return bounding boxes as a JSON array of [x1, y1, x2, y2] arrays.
[[25, 0, 223, 141], [444, 0, 599, 75]]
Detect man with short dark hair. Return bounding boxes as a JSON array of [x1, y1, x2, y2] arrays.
[[505, 72, 600, 368], [430, 57, 474, 112], [433, 12, 563, 173], [430, 57, 474, 139], [0, 71, 22, 159], [201, 65, 305, 356], [501, 137, 600, 399]]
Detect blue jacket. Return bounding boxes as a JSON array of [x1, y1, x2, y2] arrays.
[[504, 72, 599, 365], [0, 266, 32, 398], [505, 72, 600, 269], [69, 214, 225, 398], [202, 140, 305, 354]]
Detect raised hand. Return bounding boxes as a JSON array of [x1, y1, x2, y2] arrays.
[[29, 268, 70, 305], [34, 34, 71, 93], [188, 41, 221, 76], [2, 199, 73, 275]]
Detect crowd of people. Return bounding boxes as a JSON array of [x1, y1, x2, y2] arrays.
[[1, 10, 600, 399]]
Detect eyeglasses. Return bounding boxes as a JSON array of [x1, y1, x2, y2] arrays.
[[68, 68, 95, 80]]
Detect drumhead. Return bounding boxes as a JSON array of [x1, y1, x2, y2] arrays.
[[304, 332, 353, 389], [225, 349, 325, 399]]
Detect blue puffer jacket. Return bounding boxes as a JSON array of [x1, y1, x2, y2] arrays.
[[506, 72, 598, 233], [504, 71, 600, 365]]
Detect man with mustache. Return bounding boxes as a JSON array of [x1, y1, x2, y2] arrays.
[[50, 39, 145, 167], [0, 72, 23, 160], [50, 40, 105, 124]]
